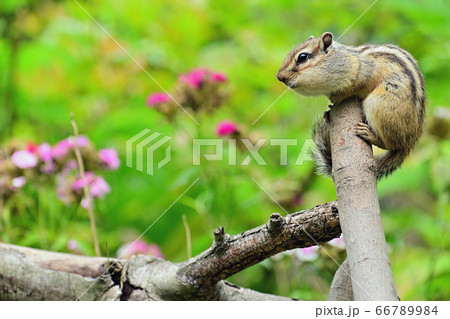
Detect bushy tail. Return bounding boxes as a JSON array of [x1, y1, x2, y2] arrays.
[[311, 117, 332, 177], [373, 148, 410, 180], [311, 116, 410, 180]]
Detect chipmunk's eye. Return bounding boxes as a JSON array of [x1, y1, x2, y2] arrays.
[[296, 53, 309, 64]]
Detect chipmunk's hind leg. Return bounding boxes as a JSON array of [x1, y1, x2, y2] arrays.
[[363, 84, 417, 151], [361, 86, 416, 179]]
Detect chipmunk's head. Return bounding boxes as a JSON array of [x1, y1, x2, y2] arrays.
[[276, 32, 338, 96]]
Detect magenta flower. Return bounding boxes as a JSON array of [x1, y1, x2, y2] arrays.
[[72, 172, 110, 198], [90, 175, 111, 198], [11, 150, 38, 169], [146, 93, 170, 106], [72, 172, 110, 209], [38, 143, 53, 162], [216, 121, 237, 136], [211, 72, 227, 83], [99, 148, 120, 170], [52, 136, 89, 158], [52, 139, 71, 158], [179, 69, 208, 88], [26, 143, 38, 154], [116, 240, 164, 259], [72, 172, 96, 191]]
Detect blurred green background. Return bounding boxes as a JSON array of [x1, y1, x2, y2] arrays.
[[0, 0, 449, 300]]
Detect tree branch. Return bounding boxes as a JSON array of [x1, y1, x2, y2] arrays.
[[177, 201, 340, 298], [0, 201, 340, 300], [329, 97, 397, 300]]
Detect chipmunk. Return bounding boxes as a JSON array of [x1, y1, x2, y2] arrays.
[[276, 32, 426, 179]]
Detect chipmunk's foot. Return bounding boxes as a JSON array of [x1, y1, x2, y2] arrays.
[[355, 122, 387, 149]]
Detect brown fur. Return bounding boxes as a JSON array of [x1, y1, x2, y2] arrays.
[[276, 32, 426, 179]]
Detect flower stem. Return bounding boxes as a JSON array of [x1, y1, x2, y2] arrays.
[[70, 113, 100, 256]]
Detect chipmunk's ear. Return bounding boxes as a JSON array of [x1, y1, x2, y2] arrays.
[[308, 35, 314, 40], [320, 32, 333, 52]]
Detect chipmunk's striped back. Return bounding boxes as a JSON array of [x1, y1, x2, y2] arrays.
[[361, 44, 425, 114]]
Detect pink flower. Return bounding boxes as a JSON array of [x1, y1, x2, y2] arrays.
[[67, 239, 79, 251], [40, 161, 56, 174], [179, 69, 208, 88], [90, 176, 111, 198], [67, 239, 83, 254], [99, 148, 120, 170], [12, 176, 26, 189], [328, 235, 345, 249], [11, 150, 38, 169], [72, 172, 110, 198], [72, 172, 96, 190], [72, 172, 111, 209], [146, 244, 165, 259], [26, 143, 38, 154], [80, 197, 91, 209], [293, 246, 319, 262], [146, 93, 170, 106], [52, 139, 71, 158], [38, 143, 53, 162], [52, 136, 89, 158], [116, 240, 164, 259], [68, 135, 89, 148], [63, 160, 78, 173], [211, 72, 227, 83], [216, 121, 237, 136]]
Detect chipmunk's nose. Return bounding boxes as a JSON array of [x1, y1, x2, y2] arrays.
[[276, 71, 287, 83]]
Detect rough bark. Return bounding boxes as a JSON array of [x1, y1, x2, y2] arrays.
[[329, 96, 397, 300], [177, 201, 340, 298], [0, 244, 110, 301], [0, 201, 340, 301]]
